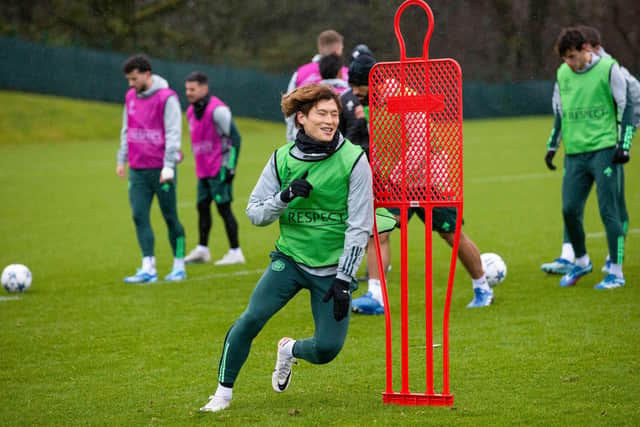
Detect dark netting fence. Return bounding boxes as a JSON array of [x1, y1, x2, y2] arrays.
[[1, 37, 554, 120]]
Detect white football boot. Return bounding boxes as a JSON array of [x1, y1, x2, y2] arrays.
[[199, 395, 231, 412], [272, 337, 296, 392], [214, 248, 246, 266], [185, 246, 211, 264]]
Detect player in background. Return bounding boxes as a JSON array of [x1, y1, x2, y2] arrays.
[[541, 25, 638, 275], [344, 49, 494, 309], [543, 28, 632, 289], [339, 49, 395, 314], [578, 26, 639, 129], [200, 84, 373, 413], [340, 46, 375, 156], [319, 54, 349, 94], [183, 71, 245, 266], [285, 29, 349, 142], [117, 54, 186, 283]]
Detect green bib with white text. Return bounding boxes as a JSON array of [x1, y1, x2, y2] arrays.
[[275, 140, 363, 267], [557, 57, 617, 154]]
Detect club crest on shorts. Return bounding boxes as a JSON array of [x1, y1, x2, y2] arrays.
[[271, 260, 285, 272]]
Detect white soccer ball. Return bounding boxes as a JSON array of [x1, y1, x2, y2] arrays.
[[481, 253, 506, 287], [1, 264, 32, 293]]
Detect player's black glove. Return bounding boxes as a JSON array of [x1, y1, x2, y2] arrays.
[[612, 145, 630, 164], [322, 278, 351, 322], [544, 150, 557, 170], [221, 167, 235, 183], [280, 171, 313, 203]]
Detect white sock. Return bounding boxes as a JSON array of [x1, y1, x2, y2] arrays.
[[472, 276, 491, 291], [575, 254, 590, 268], [142, 256, 156, 273], [609, 263, 623, 278], [197, 245, 209, 252], [368, 279, 384, 306], [279, 338, 296, 357], [560, 243, 575, 262], [173, 258, 185, 271], [231, 247, 242, 254], [215, 383, 233, 401]]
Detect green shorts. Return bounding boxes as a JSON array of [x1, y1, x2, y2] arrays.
[[373, 208, 398, 235], [387, 207, 459, 233], [197, 173, 233, 205]]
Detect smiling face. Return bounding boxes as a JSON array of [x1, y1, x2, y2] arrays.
[[296, 98, 340, 143], [185, 80, 208, 103]]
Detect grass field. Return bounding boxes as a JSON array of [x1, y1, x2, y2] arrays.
[[1, 90, 639, 426]]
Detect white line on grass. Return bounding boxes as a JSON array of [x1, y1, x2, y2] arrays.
[[187, 268, 265, 283], [586, 228, 640, 239], [126, 227, 640, 287], [0, 296, 22, 302], [127, 268, 264, 286]]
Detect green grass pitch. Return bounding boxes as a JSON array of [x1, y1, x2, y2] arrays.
[[0, 90, 639, 425]]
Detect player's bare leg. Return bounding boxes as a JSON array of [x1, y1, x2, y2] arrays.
[[352, 233, 390, 314], [439, 231, 493, 308]]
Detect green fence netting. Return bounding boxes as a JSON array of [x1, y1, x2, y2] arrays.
[[0, 36, 554, 120]]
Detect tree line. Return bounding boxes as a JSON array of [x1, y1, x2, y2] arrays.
[[2, 0, 638, 81]]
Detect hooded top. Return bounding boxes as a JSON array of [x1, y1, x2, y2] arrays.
[[117, 74, 182, 169]]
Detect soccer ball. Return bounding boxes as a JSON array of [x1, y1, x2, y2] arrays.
[[481, 253, 506, 287], [1, 264, 32, 293]]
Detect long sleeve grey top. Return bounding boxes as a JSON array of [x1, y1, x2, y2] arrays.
[[246, 136, 373, 282], [598, 47, 640, 129], [117, 74, 182, 169], [213, 105, 232, 135], [548, 53, 632, 151], [212, 104, 242, 170]]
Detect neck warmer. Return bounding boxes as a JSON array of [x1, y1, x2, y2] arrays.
[[295, 129, 340, 154], [192, 95, 211, 119]]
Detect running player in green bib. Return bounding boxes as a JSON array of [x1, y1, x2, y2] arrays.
[[200, 84, 374, 413]]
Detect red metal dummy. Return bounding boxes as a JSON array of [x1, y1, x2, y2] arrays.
[[369, 0, 463, 406]]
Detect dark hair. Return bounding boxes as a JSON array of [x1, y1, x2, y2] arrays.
[[555, 28, 586, 57], [348, 53, 376, 86], [319, 54, 342, 80], [281, 83, 342, 126], [185, 71, 208, 85], [122, 54, 152, 74], [577, 25, 601, 47]]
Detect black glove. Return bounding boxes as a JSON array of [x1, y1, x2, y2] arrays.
[[221, 167, 235, 183], [545, 150, 557, 170], [280, 171, 313, 203], [612, 146, 630, 164], [322, 278, 351, 322]]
